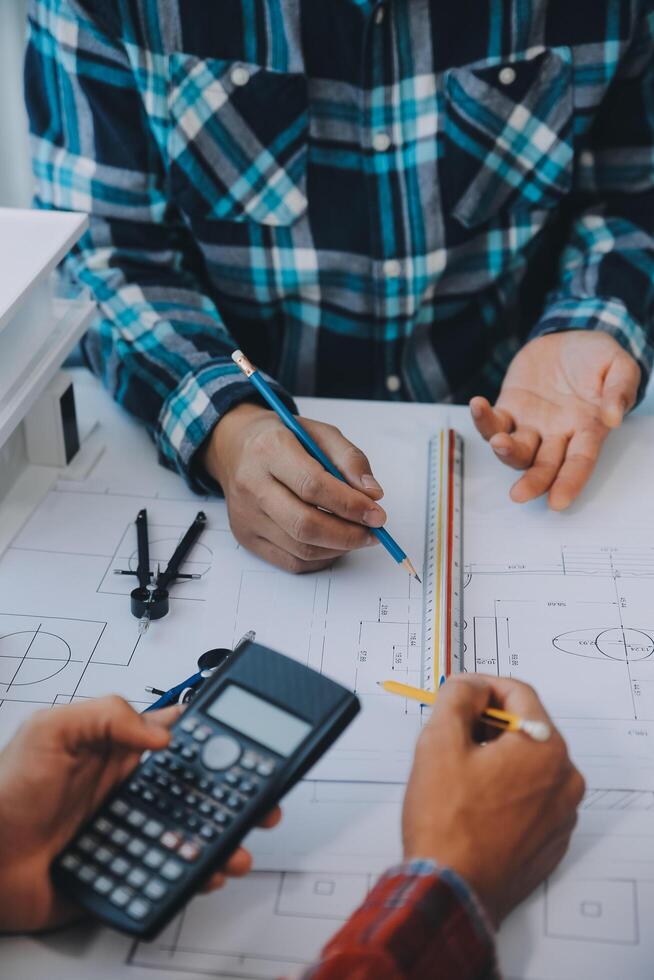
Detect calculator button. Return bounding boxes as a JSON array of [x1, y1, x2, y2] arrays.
[[94, 817, 114, 836], [144, 848, 165, 870], [126, 867, 148, 889], [202, 735, 241, 771], [77, 835, 97, 855], [185, 793, 198, 808], [140, 767, 155, 781], [169, 738, 183, 753], [144, 878, 169, 901], [78, 864, 97, 884], [226, 794, 242, 811], [151, 751, 169, 767], [126, 898, 152, 920], [256, 759, 276, 777], [172, 806, 185, 821], [96, 846, 113, 866], [126, 809, 147, 829], [155, 774, 170, 790], [143, 819, 165, 839], [170, 783, 183, 799], [160, 859, 184, 881], [168, 760, 182, 775], [180, 716, 199, 733], [239, 779, 255, 795], [110, 856, 131, 877], [93, 875, 113, 896], [211, 786, 226, 802], [182, 767, 197, 784], [192, 725, 212, 743], [240, 751, 257, 771], [199, 824, 217, 841], [155, 797, 169, 814], [127, 837, 148, 858], [109, 799, 130, 818], [110, 887, 133, 909], [127, 780, 141, 795], [140, 788, 157, 806], [213, 809, 229, 826], [110, 827, 130, 847], [180, 746, 197, 761], [61, 853, 81, 873], [185, 814, 201, 831], [198, 801, 213, 816], [224, 772, 239, 787], [160, 831, 182, 851], [178, 841, 202, 863]]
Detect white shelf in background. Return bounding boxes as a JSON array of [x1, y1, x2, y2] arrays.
[[0, 297, 95, 449]]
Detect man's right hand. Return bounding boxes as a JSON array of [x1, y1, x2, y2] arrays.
[[402, 675, 585, 927], [203, 403, 387, 573]]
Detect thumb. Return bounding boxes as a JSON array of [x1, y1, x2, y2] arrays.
[[304, 420, 384, 500], [426, 675, 494, 745], [601, 351, 641, 429], [59, 696, 172, 755]]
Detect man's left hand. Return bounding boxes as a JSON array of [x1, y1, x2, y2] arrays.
[[470, 331, 641, 510]]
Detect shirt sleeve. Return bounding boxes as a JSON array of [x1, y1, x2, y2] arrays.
[[298, 862, 500, 980], [530, 2, 654, 401], [25, 0, 296, 492]]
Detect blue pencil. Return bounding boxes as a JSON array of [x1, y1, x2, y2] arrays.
[[232, 350, 421, 581]]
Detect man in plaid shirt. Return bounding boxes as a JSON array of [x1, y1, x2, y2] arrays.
[[25, 0, 654, 578]]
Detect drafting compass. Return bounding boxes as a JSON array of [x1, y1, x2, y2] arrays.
[[143, 630, 256, 711], [115, 508, 208, 634]]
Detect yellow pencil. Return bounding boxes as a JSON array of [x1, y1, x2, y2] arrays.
[[378, 680, 551, 742]]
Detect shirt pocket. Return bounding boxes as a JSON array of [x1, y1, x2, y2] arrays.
[[167, 54, 309, 226], [442, 47, 574, 229]]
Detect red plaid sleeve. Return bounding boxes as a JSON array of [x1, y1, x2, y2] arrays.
[[298, 861, 500, 980]]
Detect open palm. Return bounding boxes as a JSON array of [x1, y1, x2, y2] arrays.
[[470, 332, 641, 509]]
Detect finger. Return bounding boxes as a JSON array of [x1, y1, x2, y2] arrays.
[[267, 437, 386, 528], [262, 480, 379, 553], [50, 696, 171, 755], [476, 675, 553, 725], [302, 419, 385, 500], [200, 872, 226, 894], [469, 397, 515, 441], [222, 848, 253, 877], [143, 705, 183, 730], [548, 428, 606, 511], [489, 427, 541, 471], [258, 806, 282, 830], [601, 352, 641, 429], [509, 436, 568, 504], [256, 511, 375, 565], [423, 674, 495, 746], [251, 535, 336, 575]]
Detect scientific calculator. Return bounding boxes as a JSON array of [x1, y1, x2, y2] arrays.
[[52, 641, 360, 938]]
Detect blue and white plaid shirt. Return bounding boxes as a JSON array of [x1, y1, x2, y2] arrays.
[[26, 0, 654, 489]]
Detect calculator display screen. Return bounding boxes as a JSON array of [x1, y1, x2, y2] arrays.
[[205, 684, 312, 756]]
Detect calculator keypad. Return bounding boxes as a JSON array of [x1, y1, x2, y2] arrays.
[[60, 722, 280, 925]]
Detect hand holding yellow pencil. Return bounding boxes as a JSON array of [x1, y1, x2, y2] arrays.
[[378, 679, 552, 742]]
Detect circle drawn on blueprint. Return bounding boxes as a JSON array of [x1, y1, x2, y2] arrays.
[[553, 627, 654, 663], [0, 630, 72, 686]]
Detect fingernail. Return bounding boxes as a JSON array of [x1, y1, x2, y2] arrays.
[[470, 403, 482, 420], [494, 447, 510, 458], [363, 510, 385, 528], [361, 474, 383, 494]]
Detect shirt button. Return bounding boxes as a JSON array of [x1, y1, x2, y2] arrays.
[[374, 5, 385, 24], [383, 259, 401, 278], [386, 374, 401, 394], [372, 132, 392, 152], [498, 66, 516, 86], [230, 66, 250, 87]]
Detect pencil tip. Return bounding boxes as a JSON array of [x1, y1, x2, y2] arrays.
[[414, 574, 422, 584]]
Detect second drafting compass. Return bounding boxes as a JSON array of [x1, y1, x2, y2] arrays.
[[115, 508, 208, 634]]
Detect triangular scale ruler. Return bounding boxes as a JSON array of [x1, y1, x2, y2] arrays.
[[421, 430, 464, 691]]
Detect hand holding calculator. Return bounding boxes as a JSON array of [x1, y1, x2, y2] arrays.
[[52, 641, 360, 938]]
